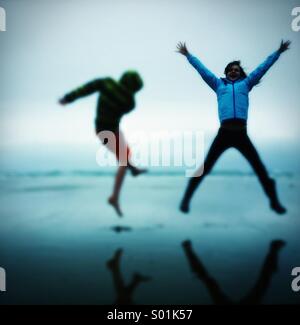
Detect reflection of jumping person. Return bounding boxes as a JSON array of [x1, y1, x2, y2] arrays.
[[59, 71, 147, 217], [182, 239, 286, 304], [177, 40, 291, 214], [106, 249, 151, 305]]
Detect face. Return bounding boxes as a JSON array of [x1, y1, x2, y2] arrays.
[[226, 64, 241, 81]]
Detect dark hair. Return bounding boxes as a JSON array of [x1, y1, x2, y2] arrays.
[[120, 70, 143, 93], [224, 61, 247, 79]]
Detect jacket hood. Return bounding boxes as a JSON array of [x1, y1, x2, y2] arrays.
[[119, 71, 143, 93]]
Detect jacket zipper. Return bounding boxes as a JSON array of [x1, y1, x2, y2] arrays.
[[232, 82, 236, 118]]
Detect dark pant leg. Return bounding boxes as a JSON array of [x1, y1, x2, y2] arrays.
[[182, 241, 232, 305], [240, 240, 286, 304], [234, 132, 274, 200], [181, 130, 229, 207], [235, 133, 286, 214]]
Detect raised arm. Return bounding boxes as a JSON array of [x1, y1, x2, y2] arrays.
[[176, 42, 219, 92], [246, 40, 291, 89], [59, 78, 105, 105]]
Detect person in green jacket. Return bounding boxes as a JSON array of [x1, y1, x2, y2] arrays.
[[59, 71, 146, 217]]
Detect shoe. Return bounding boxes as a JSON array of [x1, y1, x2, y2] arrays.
[[270, 201, 287, 215], [180, 200, 190, 213], [268, 179, 287, 215]]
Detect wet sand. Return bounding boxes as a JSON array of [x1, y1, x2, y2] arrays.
[[0, 174, 299, 304]]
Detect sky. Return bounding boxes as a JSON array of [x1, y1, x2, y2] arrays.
[[0, 0, 299, 151]]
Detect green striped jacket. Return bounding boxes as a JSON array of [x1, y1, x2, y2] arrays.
[[62, 72, 143, 132]]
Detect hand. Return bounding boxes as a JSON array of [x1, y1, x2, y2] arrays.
[[278, 40, 291, 54], [176, 41, 189, 56], [58, 97, 68, 105]]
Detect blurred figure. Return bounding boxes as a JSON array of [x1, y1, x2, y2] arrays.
[[106, 248, 151, 305], [177, 41, 291, 215], [59, 71, 147, 217], [182, 239, 286, 304]]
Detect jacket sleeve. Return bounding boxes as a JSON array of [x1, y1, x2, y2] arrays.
[[187, 53, 219, 91], [62, 79, 105, 103], [245, 50, 281, 89]]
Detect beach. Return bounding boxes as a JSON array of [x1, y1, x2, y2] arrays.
[[0, 171, 299, 304]]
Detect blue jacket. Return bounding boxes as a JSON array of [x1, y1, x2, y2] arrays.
[[187, 50, 281, 122]]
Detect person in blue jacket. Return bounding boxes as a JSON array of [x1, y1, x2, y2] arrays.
[[177, 40, 291, 215]]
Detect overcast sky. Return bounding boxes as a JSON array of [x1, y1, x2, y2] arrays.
[[0, 0, 299, 148]]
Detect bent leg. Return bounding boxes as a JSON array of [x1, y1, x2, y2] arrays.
[[240, 240, 286, 304], [106, 249, 125, 295], [115, 130, 147, 176], [182, 240, 232, 304], [180, 130, 228, 213], [236, 135, 286, 214], [108, 166, 127, 217], [97, 130, 129, 216]]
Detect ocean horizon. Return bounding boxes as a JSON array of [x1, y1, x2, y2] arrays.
[[0, 139, 299, 305]]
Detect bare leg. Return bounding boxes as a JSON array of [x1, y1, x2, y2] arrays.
[[115, 130, 147, 177], [108, 166, 128, 217], [127, 273, 151, 297], [128, 162, 148, 177], [100, 130, 129, 216], [106, 249, 151, 305], [106, 249, 125, 293], [98, 129, 146, 215]]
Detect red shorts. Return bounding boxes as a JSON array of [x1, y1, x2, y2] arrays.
[[97, 130, 131, 165]]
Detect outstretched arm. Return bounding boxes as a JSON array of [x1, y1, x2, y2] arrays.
[[176, 42, 219, 92], [246, 40, 291, 89], [59, 79, 105, 105]]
